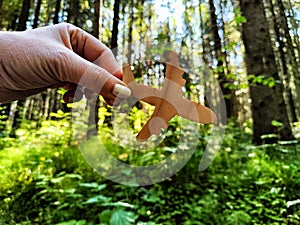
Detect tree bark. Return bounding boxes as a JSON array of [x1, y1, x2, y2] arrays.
[[66, 0, 80, 26], [87, 0, 103, 139], [0, 0, 3, 29], [92, 0, 102, 39], [53, 0, 62, 24], [240, 0, 294, 144], [9, 100, 26, 138], [276, 0, 300, 118], [17, 0, 31, 31], [266, 0, 297, 123], [208, 0, 232, 121], [111, 0, 120, 49], [33, 0, 42, 28], [127, 0, 134, 63], [198, 0, 209, 65]]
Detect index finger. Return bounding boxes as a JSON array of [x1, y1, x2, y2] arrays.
[[64, 23, 123, 79]]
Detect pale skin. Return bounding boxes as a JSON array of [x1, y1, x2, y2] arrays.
[[0, 23, 131, 105]]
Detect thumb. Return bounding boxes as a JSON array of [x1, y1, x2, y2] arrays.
[[55, 50, 131, 103]]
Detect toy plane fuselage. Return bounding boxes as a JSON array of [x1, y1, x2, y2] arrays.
[[122, 52, 217, 141]]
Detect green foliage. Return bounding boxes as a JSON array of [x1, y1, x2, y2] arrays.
[[232, 7, 247, 26], [0, 120, 299, 224], [56, 220, 87, 225], [247, 74, 279, 88]]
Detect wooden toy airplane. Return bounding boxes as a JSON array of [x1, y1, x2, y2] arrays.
[[122, 51, 217, 141]]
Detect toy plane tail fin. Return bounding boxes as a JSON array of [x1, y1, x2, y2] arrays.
[[122, 64, 135, 84]]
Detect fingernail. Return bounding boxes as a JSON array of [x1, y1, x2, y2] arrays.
[[113, 84, 131, 99]]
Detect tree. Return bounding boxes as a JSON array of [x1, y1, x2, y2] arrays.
[[208, 0, 233, 121], [92, 0, 102, 39], [66, 0, 80, 26], [198, 0, 209, 65], [0, 103, 11, 133], [111, 0, 120, 49], [53, 0, 61, 24], [265, 0, 297, 123], [275, 0, 300, 119], [33, 0, 43, 28], [0, 0, 3, 29], [87, 0, 103, 138], [127, 0, 134, 63], [17, 0, 31, 31], [240, 0, 294, 144]]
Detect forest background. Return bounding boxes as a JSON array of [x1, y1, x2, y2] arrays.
[[0, 0, 300, 224]]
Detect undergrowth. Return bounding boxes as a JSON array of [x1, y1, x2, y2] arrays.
[[0, 118, 299, 225]]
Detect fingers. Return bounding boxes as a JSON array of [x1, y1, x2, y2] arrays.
[[63, 88, 83, 103], [64, 23, 123, 79], [54, 50, 130, 104], [84, 88, 96, 99], [63, 86, 130, 105], [61, 82, 78, 90]]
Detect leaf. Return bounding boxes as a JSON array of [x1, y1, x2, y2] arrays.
[[99, 209, 113, 224], [83, 195, 111, 204], [55, 220, 77, 225], [79, 182, 106, 190], [142, 194, 160, 203], [163, 147, 177, 153], [50, 174, 82, 183], [76, 220, 87, 225], [109, 209, 136, 225], [55, 220, 86, 225], [261, 133, 279, 139], [233, 7, 247, 25], [271, 120, 283, 127], [64, 174, 83, 179], [50, 177, 64, 183], [268, 80, 275, 88], [102, 201, 134, 208], [137, 222, 157, 225], [287, 199, 300, 207]]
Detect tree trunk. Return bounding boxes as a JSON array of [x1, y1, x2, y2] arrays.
[[266, 0, 297, 123], [208, 0, 231, 122], [0, 0, 3, 30], [33, 0, 42, 28], [53, 0, 62, 24], [9, 100, 26, 138], [92, 0, 102, 39], [66, 0, 80, 25], [286, 0, 300, 73], [240, 0, 294, 144], [198, 0, 209, 65], [111, 0, 120, 49], [127, 0, 134, 63], [276, 0, 300, 119], [17, 0, 31, 31], [87, 0, 103, 139], [0, 103, 11, 133]]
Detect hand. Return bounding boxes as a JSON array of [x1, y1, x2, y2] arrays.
[[0, 23, 131, 105]]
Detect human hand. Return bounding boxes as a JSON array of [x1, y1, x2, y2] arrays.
[[0, 23, 131, 105]]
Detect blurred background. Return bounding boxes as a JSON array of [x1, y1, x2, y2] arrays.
[[0, 0, 300, 224]]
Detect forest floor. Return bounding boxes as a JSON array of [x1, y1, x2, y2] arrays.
[[0, 119, 299, 225]]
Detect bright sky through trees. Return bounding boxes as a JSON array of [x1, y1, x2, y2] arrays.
[[154, 0, 184, 34]]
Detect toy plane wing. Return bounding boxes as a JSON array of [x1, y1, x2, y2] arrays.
[[136, 98, 178, 141], [165, 51, 186, 88], [122, 52, 217, 141]]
